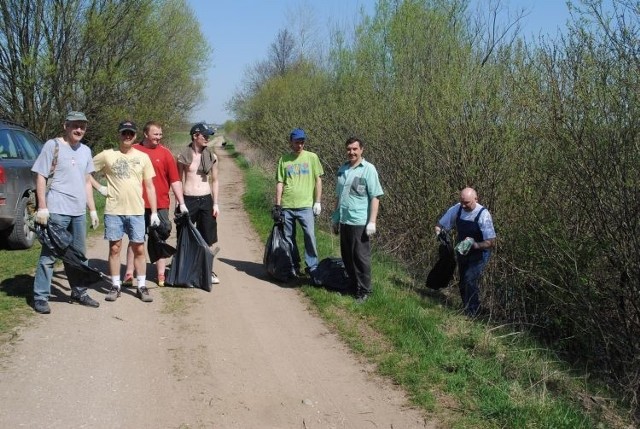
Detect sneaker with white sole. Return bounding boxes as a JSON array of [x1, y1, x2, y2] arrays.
[[137, 286, 153, 303], [122, 273, 134, 287], [105, 286, 121, 302], [211, 273, 220, 284]]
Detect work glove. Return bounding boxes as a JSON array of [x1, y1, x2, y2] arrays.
[[97, 185, 108, 197], [179, 204, 189, 214], [36, 208, 49, 225], [213, 204, 219, 217], [271, 205, 282, 223], [312, 202, 321, 216], [455, 237, 475, 256], [90, 210, 99, 229], [365, 222, 376, 236], [150, 212, 160, 227], [435, 226, 442, 238], [331, 221, 340, 235]]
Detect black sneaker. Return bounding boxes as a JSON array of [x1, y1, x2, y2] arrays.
[[71, 293, 100, 308], [34, 300, 51, 314], [355, 294, 370, 304]]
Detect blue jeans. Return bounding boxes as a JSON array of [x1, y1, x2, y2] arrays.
[[33, 213, 88, 302], [457, 252, 490, 316], [282, 207, 318, 271]]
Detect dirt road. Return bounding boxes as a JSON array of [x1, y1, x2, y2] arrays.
[[0, 139, 432, 428]]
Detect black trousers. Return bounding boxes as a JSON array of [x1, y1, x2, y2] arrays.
[[339, 224, 371, 297]]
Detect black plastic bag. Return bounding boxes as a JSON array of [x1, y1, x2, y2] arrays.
[[425, 230, 456, 290], [312, 257, 350, 292], [263, 222, 296, 282], [147, 223, 176, 263], [35, 222, 108, 285], [166, 212, 213, 291]]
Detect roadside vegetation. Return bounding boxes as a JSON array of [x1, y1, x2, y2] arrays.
[[224, 135, 634, 428], [228, 0, 640, 422]]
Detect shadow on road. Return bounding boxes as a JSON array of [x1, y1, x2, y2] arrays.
[[217, 257, 309, 289]]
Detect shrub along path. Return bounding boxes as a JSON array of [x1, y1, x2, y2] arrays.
[[0, 138, 432, 428]]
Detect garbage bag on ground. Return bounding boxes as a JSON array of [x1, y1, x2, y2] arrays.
[[425, 230, 456, 290], [311, 257, 350, 292], [263, 222, 296, 282], [35, 222, 109, 285], [166, 212, 213, 291]]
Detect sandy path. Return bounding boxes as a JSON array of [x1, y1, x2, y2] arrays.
[[0, 139, 432, 428]]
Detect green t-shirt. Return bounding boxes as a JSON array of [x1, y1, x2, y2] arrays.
[[276, 150, 324, 209]]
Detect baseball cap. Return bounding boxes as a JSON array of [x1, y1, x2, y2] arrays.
[[118, 120, 137, 133], [290, 128, 306, 141], [190, 123, 215, 136], [65, 111, 87, 122]]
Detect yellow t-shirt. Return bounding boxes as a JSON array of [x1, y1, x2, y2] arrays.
[[93, 148, 155, 215]]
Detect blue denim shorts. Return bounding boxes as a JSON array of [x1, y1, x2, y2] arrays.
[[104, 214, 146, 243]]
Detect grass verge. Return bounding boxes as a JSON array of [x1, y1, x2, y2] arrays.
[[226, 135, 633, 428], [0, 191, 106, 339]]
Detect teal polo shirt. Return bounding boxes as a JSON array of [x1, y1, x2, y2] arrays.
[[334, 159, 383, 225]]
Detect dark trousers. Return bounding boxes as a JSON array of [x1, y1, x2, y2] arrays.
[[339, 224, 371, 297], [184, 194, 217, 246], [457, 252, 489, 316]]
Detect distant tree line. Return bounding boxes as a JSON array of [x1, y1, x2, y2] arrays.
[[230, 0, 640, 415], [0, 0, 209, 148]]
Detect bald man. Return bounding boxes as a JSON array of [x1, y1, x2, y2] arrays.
[[435, 187, 496, 316]]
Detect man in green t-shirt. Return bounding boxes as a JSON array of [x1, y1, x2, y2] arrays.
[[273, 128, 324, 279]]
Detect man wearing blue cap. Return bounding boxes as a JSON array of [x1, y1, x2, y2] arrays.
[[273, 128, 324, 280]]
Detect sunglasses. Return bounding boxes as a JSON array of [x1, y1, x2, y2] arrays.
[[199, 133, 210, 140], [120, 130, 135, 137]]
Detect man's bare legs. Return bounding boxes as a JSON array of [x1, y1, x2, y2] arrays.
[[123, 244, 166, 286]]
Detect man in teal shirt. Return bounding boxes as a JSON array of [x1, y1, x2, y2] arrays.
[[273, 128, 324, 279], [331, 137, 383, 303]]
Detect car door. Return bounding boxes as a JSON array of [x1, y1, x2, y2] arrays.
[[11, 129, 40, 195]]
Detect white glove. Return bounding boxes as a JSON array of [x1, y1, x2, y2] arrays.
[[365, 222, 376, 236], [179, 204, 188, 214], [435, 226, 442, 238], [36, 208, 49, 225], [97, 185, 108, 197], [150, 212, 160, 227], [312, 202, 321, 216], [213, 204, 219, 217], [90, 210, 99, 229]]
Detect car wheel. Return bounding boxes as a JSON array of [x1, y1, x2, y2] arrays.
[[5, 195, 36, 249]]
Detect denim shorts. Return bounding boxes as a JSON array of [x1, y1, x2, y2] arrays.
[[104, 214, 146, 243]]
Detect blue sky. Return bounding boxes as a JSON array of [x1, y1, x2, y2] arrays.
[[187, 0, 574, 124]]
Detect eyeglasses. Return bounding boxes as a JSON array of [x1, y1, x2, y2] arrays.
[[67, 122, 87, 130]]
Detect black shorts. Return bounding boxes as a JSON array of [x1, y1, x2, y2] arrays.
[[184, 194, 218, 245], [144, 208, 171, 236]]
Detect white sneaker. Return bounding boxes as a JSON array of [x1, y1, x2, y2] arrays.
[[211, 274, 220, 284]]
